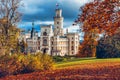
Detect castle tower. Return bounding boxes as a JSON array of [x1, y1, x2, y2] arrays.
[[31, 21, 35, 38], [54, 4, 64, 36]]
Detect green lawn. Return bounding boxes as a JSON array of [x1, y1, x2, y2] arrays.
[[55, 57, 120, 68]]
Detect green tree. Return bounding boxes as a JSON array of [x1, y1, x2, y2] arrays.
[[97, 30, 120, 58]]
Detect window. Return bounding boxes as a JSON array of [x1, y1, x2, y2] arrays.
[[72, 52, 74, 54], [52, 47, 53, 50], [38, 41, 40, 45], [38, 47, 40, 50], [51, 41, 53, 45], [57, 22, 59, 24], [71, 46, 74, 50], [43, 32, 47, 36], [71, 41, 74, 44], [43, 39, 47, 46]]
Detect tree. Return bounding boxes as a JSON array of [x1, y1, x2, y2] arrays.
[[97, 29, 120, 58], [76, 0, 120, 57], [0, 0, 22, 55], [19, 39, 28, 53]]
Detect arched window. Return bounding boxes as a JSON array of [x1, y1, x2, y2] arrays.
[[71, 46, 74, 50], [57, 22, 59, 24], [43, 39, 47, 46], [72, 41, 74, 44], [43, 32, 47, 36]]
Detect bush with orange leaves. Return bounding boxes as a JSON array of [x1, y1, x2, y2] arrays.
[[0, 53, 54, 77]]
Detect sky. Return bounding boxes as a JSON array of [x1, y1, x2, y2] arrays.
[[18, 0, 91, 39]]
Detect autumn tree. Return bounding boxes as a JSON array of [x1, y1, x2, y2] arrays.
[[76, 0, 120, 57], [19, 39, 28, 53], [97, 28, 120, 58], [0, 0, 22, 55]]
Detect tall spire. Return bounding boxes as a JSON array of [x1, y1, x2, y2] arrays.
[[31, 20, 35, 38], [32, 20, 34, 28]]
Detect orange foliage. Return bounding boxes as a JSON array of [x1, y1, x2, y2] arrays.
[[78, 0, 120, 34], [0, 62, 120, 80], [76, 0, 120, 57]]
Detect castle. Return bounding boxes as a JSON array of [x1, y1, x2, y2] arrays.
[[20, 7, 79, 56]]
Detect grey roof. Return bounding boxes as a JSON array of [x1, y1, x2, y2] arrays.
[[59, 36, 67, 38]]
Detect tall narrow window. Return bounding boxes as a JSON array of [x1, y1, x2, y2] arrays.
[[51, 41, 53, 45], [43, 39, 47, 46], [57, 22, 59, 24], [71, 46, 74, 50]]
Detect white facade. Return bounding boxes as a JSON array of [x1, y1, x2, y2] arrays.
[[21, 8, 80, 56]]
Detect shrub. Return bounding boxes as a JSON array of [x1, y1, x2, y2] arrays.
[[0, 54, 23, 77], [0, 53, 54, 77], [53, 56, 75, 62], [41, 54, 55, 70], [53, 56, 64, 62]]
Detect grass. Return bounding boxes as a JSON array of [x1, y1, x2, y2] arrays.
[[1, 57, 120, 80], [55, 57, 120, 68]]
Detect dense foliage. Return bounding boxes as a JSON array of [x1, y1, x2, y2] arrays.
[[97, 32, 120, 58], [0, 0, 22, 55], [76, 0, 120, 57], [0, 53, 54, 77]]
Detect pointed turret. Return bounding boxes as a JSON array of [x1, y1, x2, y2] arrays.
[[31, 21, 35, 38]]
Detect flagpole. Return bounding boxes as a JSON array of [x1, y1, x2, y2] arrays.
[[56, 3, 59, 9]]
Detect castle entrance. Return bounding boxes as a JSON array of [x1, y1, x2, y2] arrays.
[[42, 48, 48, 54]]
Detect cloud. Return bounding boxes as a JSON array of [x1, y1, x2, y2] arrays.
[[19, 0, 92, 23], [20, 6, 45, 15], [18, 21, 54, 31], [18, 0, 91, 40]]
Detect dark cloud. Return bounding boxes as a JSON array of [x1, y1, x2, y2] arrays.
[[20, 0, 83, 22], [18, 0, 91, 30]]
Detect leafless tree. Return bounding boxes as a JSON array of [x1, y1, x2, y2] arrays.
[[0, 0, 22, 55]]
